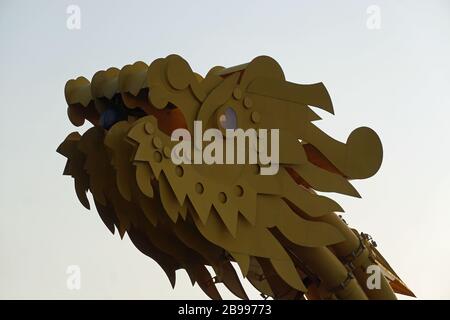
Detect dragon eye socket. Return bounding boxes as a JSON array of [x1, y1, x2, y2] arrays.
[[218, 107, 237, 130]]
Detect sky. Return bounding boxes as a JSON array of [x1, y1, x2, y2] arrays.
[[0, 0, 449, 299]]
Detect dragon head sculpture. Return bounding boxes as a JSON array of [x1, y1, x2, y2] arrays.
[[57, 54, 413, 299]]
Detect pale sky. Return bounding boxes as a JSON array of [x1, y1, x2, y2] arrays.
[[1, 0, 449, 299]]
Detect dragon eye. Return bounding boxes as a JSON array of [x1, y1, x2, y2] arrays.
[[218, 107, 237, 130]]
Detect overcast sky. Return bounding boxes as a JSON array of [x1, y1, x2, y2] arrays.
[[1, 0, 449, 299]]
